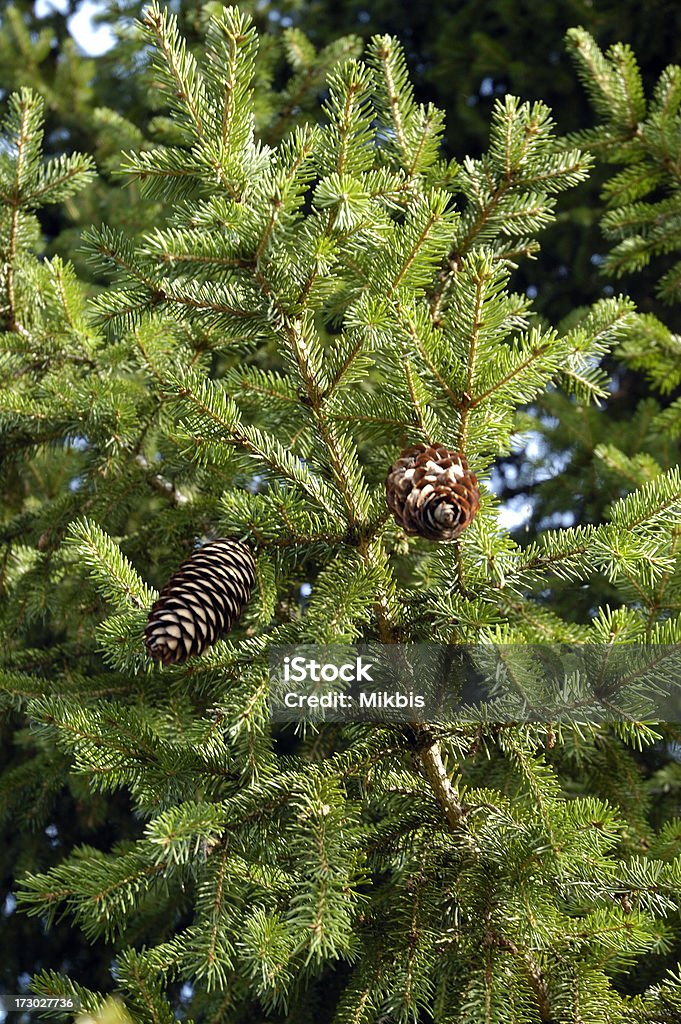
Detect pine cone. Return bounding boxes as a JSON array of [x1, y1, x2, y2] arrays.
[[385, 444, 480, 541], [144, 538, 256, 665]]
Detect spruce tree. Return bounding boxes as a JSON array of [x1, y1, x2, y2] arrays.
[[522, 30, 681, 613], [3, 7, 681, 1024]]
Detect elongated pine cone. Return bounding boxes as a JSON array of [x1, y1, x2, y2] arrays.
[[385, 444, 480, 541], [144, 538, 256, 665]]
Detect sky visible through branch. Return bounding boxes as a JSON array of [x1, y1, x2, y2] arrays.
[[36, 0, 115, 54]]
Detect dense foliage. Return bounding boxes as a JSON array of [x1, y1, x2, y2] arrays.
[[3, 3, 681, 1023]]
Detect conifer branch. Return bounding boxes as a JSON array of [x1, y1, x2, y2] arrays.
[[255, 130, 315, 263], [372, 38, 409, 166], [493, 933, 552, 1021], [456, 266, 487, 451], [134, 454, 190, 506], [249, 262, 370, 527], [143, 6, 207, 142], [386, 206, 444, 295], [468, 341, 552, 409], [398, 301, 462, 407], [403, 360, 433, 442], [4, 96, 32, 332], [414, 728, 465, 828]]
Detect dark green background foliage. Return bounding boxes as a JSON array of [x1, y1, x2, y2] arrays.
[[3, 2, 681, 1022], [5, 0, 681, 317]]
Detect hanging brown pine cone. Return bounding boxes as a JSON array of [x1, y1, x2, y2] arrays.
[[144, 538, 256, 665], [385, 443, 480, 542]]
